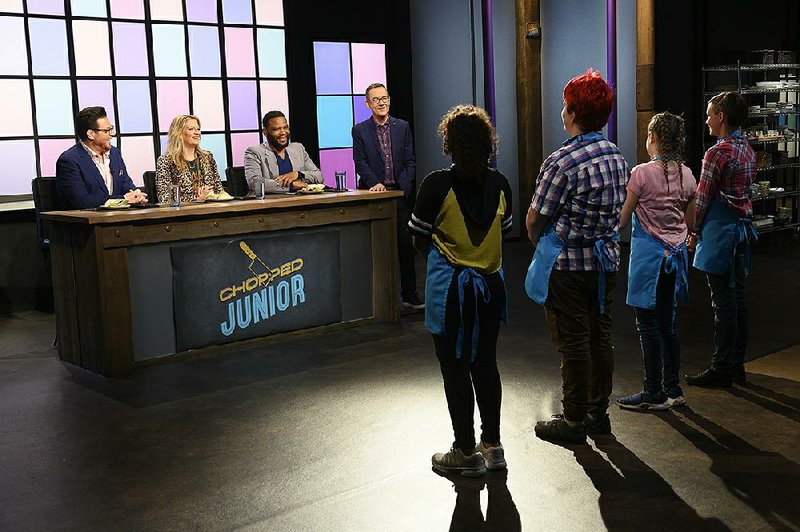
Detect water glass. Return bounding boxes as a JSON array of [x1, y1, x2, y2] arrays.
[[335, 171, 347, 191]]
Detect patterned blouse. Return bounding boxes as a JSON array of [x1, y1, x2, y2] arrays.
[[155, 151, 224, 203]]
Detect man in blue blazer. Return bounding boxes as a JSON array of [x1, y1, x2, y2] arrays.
[[56, 106, 147, 209], [352, 83, 422, 310]]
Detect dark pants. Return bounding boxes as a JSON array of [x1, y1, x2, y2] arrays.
[[433, 272, 505, 454], [707, 242, 748, 372], [544, 269, 617, 422], [396, 197, 417, 299], [633, 262, 682, 397]]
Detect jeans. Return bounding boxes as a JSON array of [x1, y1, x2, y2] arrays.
[[707, 242, 748, 372], [633, 262, 682, 398], [544, 269, 617, 422], [433, 271, 505, 453]]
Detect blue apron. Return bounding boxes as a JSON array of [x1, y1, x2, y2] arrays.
[[626, 214, 688, 309], [524, 224, 618, 313], [425, 245, 507, 362], [693, 199, 757, 286]]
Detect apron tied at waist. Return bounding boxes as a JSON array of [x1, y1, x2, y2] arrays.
[[694, 198, 757, 288], [627, 214, 689, 308]]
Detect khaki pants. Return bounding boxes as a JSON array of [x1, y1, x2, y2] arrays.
[[544, 269, 617, 421]]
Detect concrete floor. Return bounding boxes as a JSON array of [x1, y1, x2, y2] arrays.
[[1, 234, 799, 531]]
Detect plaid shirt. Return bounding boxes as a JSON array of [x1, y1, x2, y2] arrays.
[[695, 131, 754, 231], [375, 122, 395, 186], [530, 132, 629, 271]]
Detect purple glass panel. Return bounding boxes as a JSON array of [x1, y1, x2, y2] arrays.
[[0, 140, 36, 192], [319, 148, 356, 189], [29, 18, 69, 75], [186, 0, 217, 23], [77, 80, 116, 124], [222, 0, 252, 24], [313, 42, 351, 95], [189, 26, 221, 77], [227, 81, 258, 130], [231, 133, 260, 166], [112, 23, 149, 76], [27, 0, 63, 15], [353, 96, 372, 125]]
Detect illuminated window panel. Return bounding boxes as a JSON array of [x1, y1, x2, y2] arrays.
[[259, 80, 289, 123], [0, 80, 33, 137], [73, 21, 112, 77], [192, 80, 226, 131], [159, 134, 168, 156], [152, 25, 187, 77], [39, 138, 76, 177], [313, 42, 351, 95], [149, 0, 184, 21], [189, 25, 221, 77], [227, 81, 258, 131], [186, 0, 217, 23], [0, 17, 27, 75], [200, 133, 229, 174], [77, 80, 116, 124], [230, 132, 260, 167], [112, 23, 149, 77], [109, 0, 143, 20], [319, 148, 356, 190], [353, 96, 372, 125], [29, 18, 69, 76], [257, 28, 286, 78], [117, 136, 155, 188], [351, 43, 386, 95], [71, 0, 107, 18], [317, 96, 353, 149], [34, 80, 74, 136], [26, 0, 63, 16], [0, 1, 23, 13], [156, 80, 190, 132], [222, 0, 252, 24], [255, 0, 283, 26], [117, 80, 153, 134], [225, 28, 255, 78], [0, 140, 36, 193]]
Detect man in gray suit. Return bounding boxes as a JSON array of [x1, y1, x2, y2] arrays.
[[244, 111, 323, 194]]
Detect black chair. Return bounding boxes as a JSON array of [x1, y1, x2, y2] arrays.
[[31, 177, 64, 252], [225, 166, 248, 197], [143, 170, 157, 203]]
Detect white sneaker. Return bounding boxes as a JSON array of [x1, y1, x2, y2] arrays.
[[432, 447, 486, 477], [475, 442, 507, 470], [667, 395, 686, 407]]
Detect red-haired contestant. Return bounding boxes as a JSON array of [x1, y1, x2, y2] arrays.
[[525, 69, 629, 444]]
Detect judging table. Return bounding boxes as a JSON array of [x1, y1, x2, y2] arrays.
[[43, 190, 402, 377]]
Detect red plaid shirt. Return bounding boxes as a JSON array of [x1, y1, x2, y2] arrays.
[[695, 131, 754, 231]]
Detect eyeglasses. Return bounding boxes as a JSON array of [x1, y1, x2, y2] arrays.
[[92, 126, 115, 134], [370, 96, 390, 105]]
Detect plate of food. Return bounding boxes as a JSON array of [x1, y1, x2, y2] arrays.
[[297, 184, 327, 194], [98, 199, 130, 210]]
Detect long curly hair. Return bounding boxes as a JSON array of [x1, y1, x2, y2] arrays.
[[165, 114, 210, 171], [648, 112, 687, 196], [438, 104, 498, 168]]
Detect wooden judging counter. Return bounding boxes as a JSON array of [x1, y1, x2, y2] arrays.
[[43, 190, 402, 376]]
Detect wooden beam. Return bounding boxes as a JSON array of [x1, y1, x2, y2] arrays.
[[636, 0, 656, 163], [515, 0, 542, 222]]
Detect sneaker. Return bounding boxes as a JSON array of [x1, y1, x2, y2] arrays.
[[534, 414, 586, 444], [733, 365, 747, 385], [616, 391, 670, 411], [475, 442, 506, 470], [666, 395, 686, 407], [584, 413, 612, 435], [402, 292, 425, 310], [432, 447, 487, 477], [685, 367, 732, 388]]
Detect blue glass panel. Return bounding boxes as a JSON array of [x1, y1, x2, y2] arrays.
[[313, 42, 351, 95], [316, 96, 353, 149], [29, 18, 69, 75], [201, 133, 228, 173], [117, 80, 153, 134], [71, 0, 107, 17], [189, 25, 221, 77], [152, 25, 187, 77], [34, 80, 74, 136], [257, 28, 286, 78], [222, 0, 252, 24]]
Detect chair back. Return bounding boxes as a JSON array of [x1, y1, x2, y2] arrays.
[[31, 177, 64, 252], [143, 170, 157, 203], [225, 166, 248, 197]]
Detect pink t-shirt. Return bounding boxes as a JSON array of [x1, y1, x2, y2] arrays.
[[628, 160, 696, 248]]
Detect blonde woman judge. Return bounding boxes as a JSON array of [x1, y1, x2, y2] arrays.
[[155, 114, 225, 203]]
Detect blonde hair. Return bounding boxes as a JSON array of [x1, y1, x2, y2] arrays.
[[166, 115, 209, 171], [648, 112, 687, 197]]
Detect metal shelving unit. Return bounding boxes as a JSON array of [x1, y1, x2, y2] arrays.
[[701, 60, 800, 235]]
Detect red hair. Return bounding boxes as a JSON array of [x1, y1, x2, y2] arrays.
[[563, 68, 614, 132]]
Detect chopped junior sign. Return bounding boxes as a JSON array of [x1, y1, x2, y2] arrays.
[[171, 230, 342, 351]]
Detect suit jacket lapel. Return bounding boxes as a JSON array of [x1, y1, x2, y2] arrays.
[[368, 119, 384, 164], [264, 144, 279, 178], [77, 145, 109, 194], [109, 150, 120, 195]]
